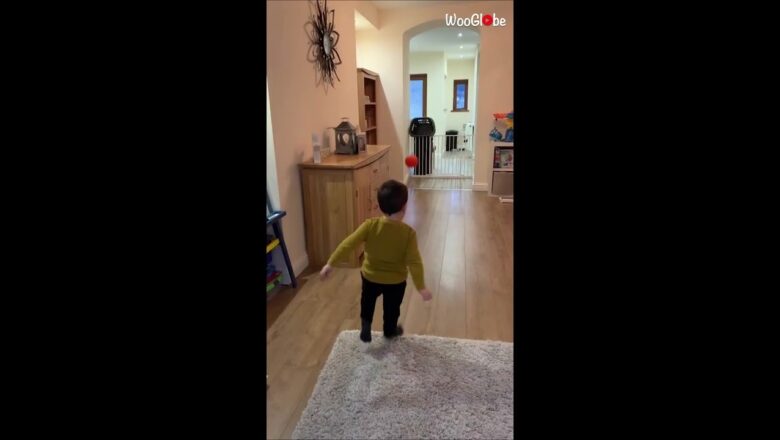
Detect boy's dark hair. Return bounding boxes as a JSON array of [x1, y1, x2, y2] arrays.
[[377, 180, 408, 215]]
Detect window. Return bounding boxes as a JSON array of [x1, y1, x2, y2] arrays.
[[410, 74, 427, 119], [452, 79, 469, 112]]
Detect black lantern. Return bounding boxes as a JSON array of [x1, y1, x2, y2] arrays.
[[334, 117, 358, 155]]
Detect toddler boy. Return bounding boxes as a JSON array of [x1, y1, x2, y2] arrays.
[[320, 179, 432, 342]]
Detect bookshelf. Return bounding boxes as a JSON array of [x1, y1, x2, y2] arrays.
[[490, 142, 514, 201], [357, 68, 379, 145], [490, 142, 515, 197], [489, 112, 514, 202]]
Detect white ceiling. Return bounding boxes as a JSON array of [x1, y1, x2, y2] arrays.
[[371, 1, 476, 10], [410, 27, 479, 59]]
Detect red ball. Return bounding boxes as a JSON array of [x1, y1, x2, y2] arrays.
[[405, 154, 418, 168]]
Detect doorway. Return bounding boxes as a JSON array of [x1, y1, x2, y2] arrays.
[[407, 27, 478, 183]]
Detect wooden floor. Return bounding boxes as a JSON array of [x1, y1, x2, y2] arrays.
[[266, 189, 513, 439], [266, 267, 318, 330], [408, 177, 473, 190]]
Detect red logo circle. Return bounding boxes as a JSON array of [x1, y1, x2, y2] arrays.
[[482, 13, 493, 26]]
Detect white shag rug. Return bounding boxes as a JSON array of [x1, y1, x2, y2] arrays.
[[292, 331, 513, 439]]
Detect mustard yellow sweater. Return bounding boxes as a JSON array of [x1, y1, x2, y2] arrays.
[[327, 217, 426, 290]]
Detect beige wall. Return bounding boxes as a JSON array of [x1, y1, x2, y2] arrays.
[[409, 52, 448, 135], [355, 1, 513, 189], [445, 58, 476, 133], [267, 0, 362, 274]]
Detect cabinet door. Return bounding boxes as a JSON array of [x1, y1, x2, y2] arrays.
[[370, 166, 381, 212], [368, 181, 382, 218], [351, 166, 375, 264], [354, 165, 373, 225], [380, 153, 390, 181], [301, 169, 355, 267], [372, 156, 390, 216]]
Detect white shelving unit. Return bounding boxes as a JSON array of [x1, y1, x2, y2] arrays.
[[490, 141, 514, 202], [488, 114, 514, 202]]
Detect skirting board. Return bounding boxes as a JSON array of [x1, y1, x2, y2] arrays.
[[472, 182, 489, 191]]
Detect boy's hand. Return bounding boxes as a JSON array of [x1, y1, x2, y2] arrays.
[[419, 288, 433, 301], [319, 264, 333, 280]]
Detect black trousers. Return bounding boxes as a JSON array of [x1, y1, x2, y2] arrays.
[[361, 273, 406, 332]]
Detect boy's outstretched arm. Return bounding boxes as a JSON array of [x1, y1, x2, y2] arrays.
[[320, 220, 371, 279], [406, 230, 432, 301]]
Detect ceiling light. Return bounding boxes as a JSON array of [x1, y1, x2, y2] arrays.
[[459, 45, 463, 49], [458, 32, 463, 37]]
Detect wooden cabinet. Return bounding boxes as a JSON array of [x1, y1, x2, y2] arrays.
[[299, 144, 391, 268], [357, 68, 378, 145]]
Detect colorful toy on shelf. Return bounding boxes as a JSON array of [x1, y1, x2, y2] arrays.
[[493, 112, 508, 120], [489, 127, 503, 141], [504, 128, 514, 142], [405, 154, 418, 168]]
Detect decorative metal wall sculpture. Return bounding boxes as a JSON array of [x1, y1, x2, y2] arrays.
[[305, 0, 342, 91]]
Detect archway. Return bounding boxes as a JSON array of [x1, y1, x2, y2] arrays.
[[403, 21, 481, 184]]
